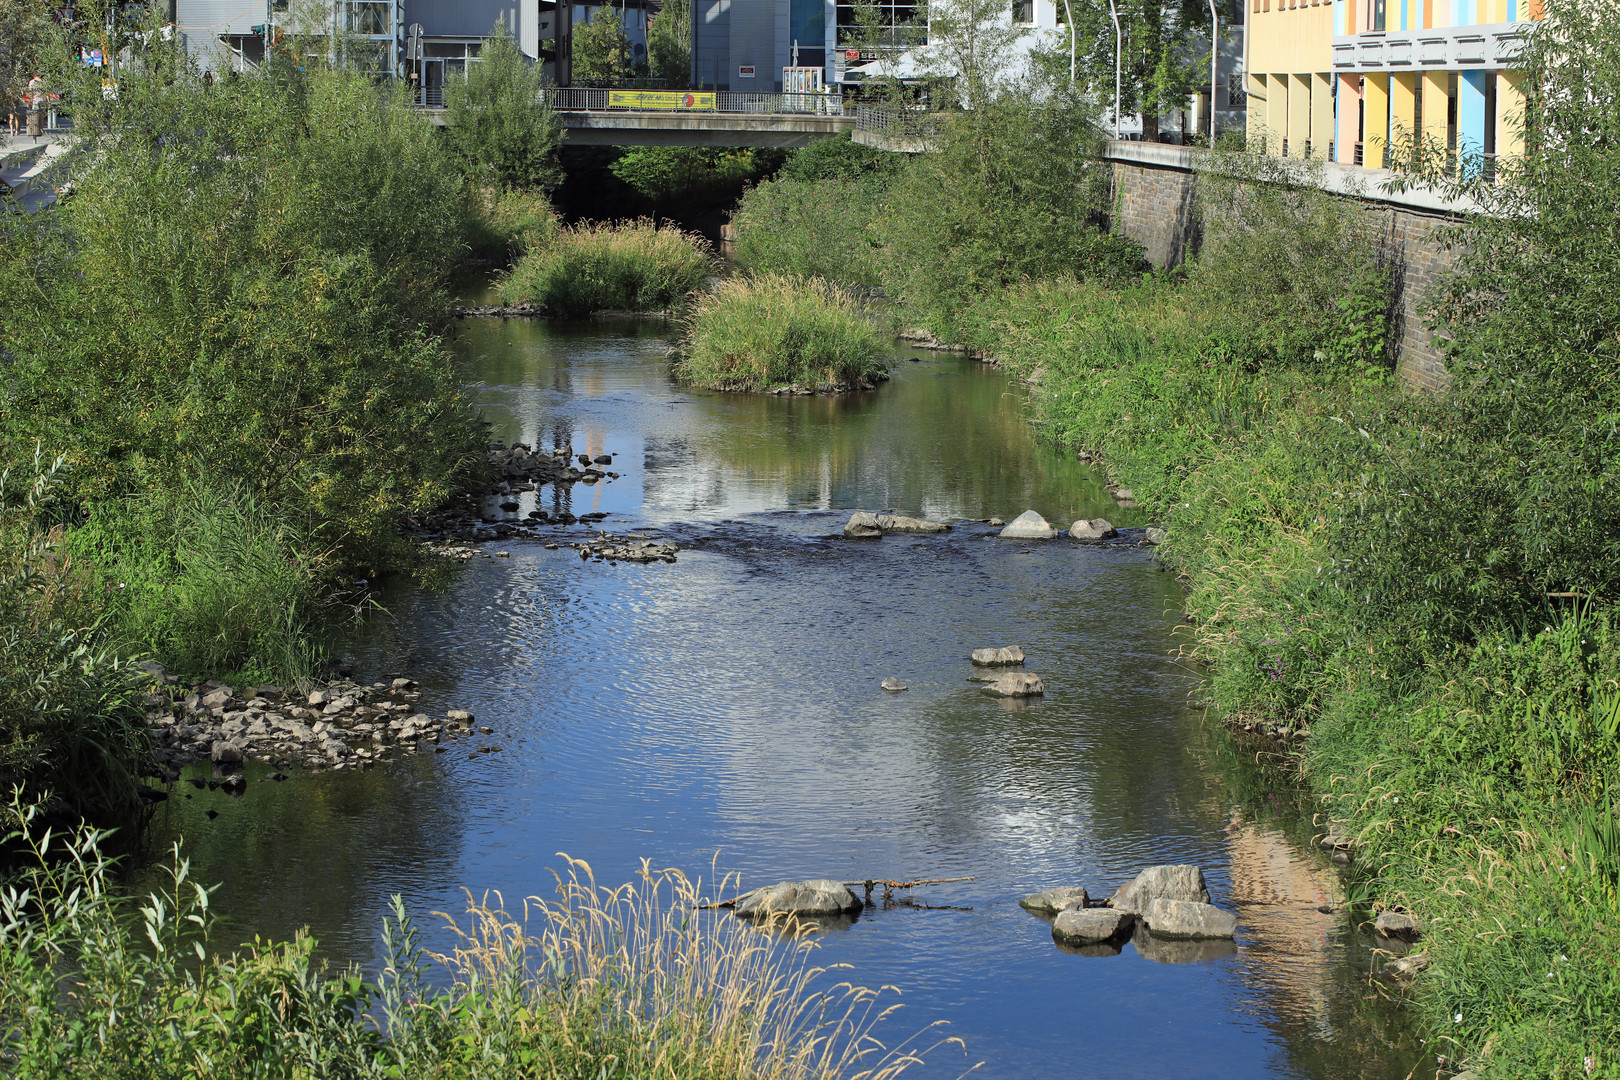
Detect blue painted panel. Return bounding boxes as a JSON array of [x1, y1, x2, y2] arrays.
[[1459, 69, 1487, 172], [1334, 0, 1346, 35]]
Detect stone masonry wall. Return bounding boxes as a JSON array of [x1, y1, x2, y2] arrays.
[[1105, 146, 1461, 393]]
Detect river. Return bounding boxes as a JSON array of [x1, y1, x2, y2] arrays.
[[144, 313, 1433, 1080]]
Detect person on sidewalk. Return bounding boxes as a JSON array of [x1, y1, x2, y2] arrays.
[[26, 74, 44, 138], [5, 90, 19, 137]]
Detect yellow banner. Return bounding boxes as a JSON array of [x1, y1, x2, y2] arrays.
[[607, 90, 716, 111]]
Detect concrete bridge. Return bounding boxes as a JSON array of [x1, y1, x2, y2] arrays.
[[425, 89, 857, 148]]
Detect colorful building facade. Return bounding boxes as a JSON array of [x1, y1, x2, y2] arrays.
[[1245, 0, 1537, 170]]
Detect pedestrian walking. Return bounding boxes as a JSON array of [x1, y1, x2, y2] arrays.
[[5, 90, 19, 137], [26, 74, 44, 138]]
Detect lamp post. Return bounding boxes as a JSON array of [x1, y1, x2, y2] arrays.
[[1107, 0, 1121, 139], [1061, 0, 1075, 84], [1206, 0, 1219, 146]]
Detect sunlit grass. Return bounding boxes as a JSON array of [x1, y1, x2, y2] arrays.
[[499, 219, 713, 317]]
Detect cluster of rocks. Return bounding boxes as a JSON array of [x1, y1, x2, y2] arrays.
[[410, 444, 625, 545], [563, 531, 679, 564], [490, 444, 619, 491], [1022, 865, 1239, 957], [997, 509, 1154, 543], [969, 646, 1045, 698], [766, 371, 891, 395], [139, 664, 487, 776], [451, 303, 543, 318], [843, 511, 951, 538]]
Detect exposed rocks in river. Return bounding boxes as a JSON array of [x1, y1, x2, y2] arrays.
[[141, 675, 484, 776], [881, 678, 908, 692], [1140, 898, 1238, 940], [733, 880, 864, 918], [1378, 951, 1430, 983], [1374, 910, 1422, 942], [1144, 527, 1168, 544], [572, 532, 679, 564], [1052, 907, 1135, 944], [1069, 518, 1118, 541], [451, 302, 544, 318], [1020, 886, 1089, 914], [971, 646, 1025, 666], [843, 511, 951, 538], [1108, 864, 1211, 914], [998, 511, 1057, 539], [981, 672, 1044, 698]]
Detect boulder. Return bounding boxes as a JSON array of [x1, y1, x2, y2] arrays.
[[733, 880, 863, 919], [880, 678, 908, 692], [391, 678, 417, 690], [970, 646, 1025, 667], [876, 514, 949, 534], [201, 688, 233, 711], [447, 710, 474, 724], [210, 741, 244, 765], [1141, 898, 1238, 940], [844, 511, 884, 539], [1052, 907, 1135, 944], [1144, 527, 1168, 544], [1378, 952, 1430, 983], [1114, 489, 1135, 502], [1108, 865, 1210, 914], [1020, 886, 1089, 914], [1374, 910, 1422, 941], [981, 673, 1044, 698], [1069, 518, 1118, 541], [134, 660, 171, 684], [998, 511, 1057, 540]]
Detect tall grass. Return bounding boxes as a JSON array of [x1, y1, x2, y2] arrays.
[[498, 220, 713, 316], [465, 186, 560, 263], [66, 480, 327, 685], [0, 808, 963, 1080], [673, 274, 891, 392]]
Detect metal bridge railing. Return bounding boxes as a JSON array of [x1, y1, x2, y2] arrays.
[[543, 88, 844, 116], [852, 103, 940, 140]]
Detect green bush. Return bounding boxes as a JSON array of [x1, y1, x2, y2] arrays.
[[444, 18, 564, 192], [610, 146, 784, 207], [673, 274, 890, 392], [731, 175, 889, 286], [65, 481, 327, 686], [777, 132, 897, 183], [498, 219, 713, 316], [464, 186, 560, 263]]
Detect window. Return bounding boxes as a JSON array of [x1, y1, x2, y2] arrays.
[[1012, 0, 1035, 23], [339, 1, 393, 37]]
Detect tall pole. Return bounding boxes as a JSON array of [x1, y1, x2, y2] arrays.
[[1062, 0, 1074, 84], [1206, 0, 1218, 146], [1108, 0, 1121, 139]]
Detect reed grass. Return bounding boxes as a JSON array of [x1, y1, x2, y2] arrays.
[[0, 808, 965, 1080], [673, 274, 891, 393], [499, 219, 714, 317]]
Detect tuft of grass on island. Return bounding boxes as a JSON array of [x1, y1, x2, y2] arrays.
[[498, 219, 714, 317], [672, 274, 892, 394]]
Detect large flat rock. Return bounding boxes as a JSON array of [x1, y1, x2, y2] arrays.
[[981, 672, 1044, 698], [1020, 886, 1089, 914], [1052, 907, 1135, 944], [998, 510, 1057, 539], [1141, 898, 1238, 940], [1108, 864, 1211, 914], [733, 879, 863, 919]]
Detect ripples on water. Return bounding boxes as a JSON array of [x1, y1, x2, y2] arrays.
[[145, 317, 1431, 1080]]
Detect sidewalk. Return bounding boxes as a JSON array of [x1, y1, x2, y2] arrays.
[[1, 133, 71, 214]]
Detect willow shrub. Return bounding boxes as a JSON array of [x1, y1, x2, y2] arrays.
[[499, 219, 713, 316], [673, 274, 891, 392], [0, 813, 956, 1080], [0, 57, 487, 578]]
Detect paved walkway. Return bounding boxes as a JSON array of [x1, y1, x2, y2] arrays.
[[2, 134, 71, 214]]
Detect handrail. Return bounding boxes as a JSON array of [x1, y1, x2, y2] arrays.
[[541, 87, 844, 116], [852, 103, 940, 139]]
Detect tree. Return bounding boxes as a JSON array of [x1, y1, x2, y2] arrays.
[[444, 17, 563, 190], [915, 0, 1032, 108], [1050, 0, 1217, 139], [0, 0, 59, 114], [573, 7, 633, 88], [646, 0, 691, 86]]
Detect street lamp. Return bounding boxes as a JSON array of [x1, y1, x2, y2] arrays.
[[1062, 0, 1075, 84], [1206, 0, 1218, 146], [1107, 0, 1121, 139]]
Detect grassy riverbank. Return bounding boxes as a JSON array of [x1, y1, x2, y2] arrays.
[[498, 219, 714, 316], [1, 810, 942, 1080], [724, 4, 1620, 1071]]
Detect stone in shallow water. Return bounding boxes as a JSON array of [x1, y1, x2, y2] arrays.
[[733, 880, 863, 918], [981, 672, 1044, 698], [1052, 907, 1135, 944], [998, 510, 1057, 539], [1069, 518, 1117, 540], [1145, 527, 1168, 544], [1020, 886, 1089, 914], [971, 646, 1025, 667], [1108, 864, 1211, 914], [1374, 910, 1421, 941], [1141, 898, 1238, 940], [880, 678, 908, 692], [844, 511, 884, 539]]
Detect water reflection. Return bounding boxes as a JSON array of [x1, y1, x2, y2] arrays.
[[141, 315, 1433, 1080]]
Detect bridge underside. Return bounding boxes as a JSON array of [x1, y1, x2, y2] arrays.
[[557, 112, 853, 148]]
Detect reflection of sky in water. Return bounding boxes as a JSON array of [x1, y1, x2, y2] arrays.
[[144, 318, 1431, 1080]]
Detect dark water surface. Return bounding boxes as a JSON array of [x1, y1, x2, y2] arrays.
[[146, 316, 1430, 1080]]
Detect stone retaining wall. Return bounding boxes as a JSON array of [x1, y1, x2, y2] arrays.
[[1103, 142, 1467, 393]]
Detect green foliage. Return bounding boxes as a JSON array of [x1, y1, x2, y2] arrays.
[[880, 87, 1147, 339], [64, 482, 327, 686], [673, 274, 891, 392], [0, 453, 149, 830], [646, 0, 692, 86], [573, 8, 634, 87], [1, 817, 940, 1080], [731, 175, 889, 285], [0, 0, 57, 112], [0, 61, 487, 577], [463, 186, 560, 263], [498, 220, 713, 316], [445, 18, 564, 191], [778, 132, 897, 183], [609, 146, 782, 205]]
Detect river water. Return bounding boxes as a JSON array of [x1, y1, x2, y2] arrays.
[[146, 315, 1432, 1080]]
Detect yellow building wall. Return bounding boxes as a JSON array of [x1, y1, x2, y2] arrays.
[[1247, 3, 1334, 76]]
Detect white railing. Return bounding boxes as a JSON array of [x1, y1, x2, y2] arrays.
[[543, 88, 844, 116]]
